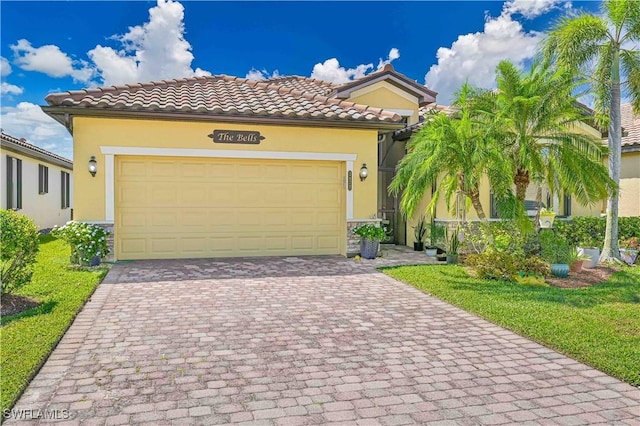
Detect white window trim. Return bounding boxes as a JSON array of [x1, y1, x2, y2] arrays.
[[100, 146, 357, 222]]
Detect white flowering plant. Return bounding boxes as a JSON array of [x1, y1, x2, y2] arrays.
[[51, 221, 110, 266]]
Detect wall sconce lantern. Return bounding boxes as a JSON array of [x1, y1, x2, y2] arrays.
[[359, 163, 368, 181], [88, 156, 97, 177]]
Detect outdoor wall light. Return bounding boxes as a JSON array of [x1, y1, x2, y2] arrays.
[[88, 156, 97, 177], [359, 163, 368, 181]]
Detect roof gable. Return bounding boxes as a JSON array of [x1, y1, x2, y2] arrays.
[[332, 64, 437, 107]]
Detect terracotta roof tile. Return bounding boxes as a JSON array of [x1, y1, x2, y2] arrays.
[[45, 75, 401, 125], [262, 76, 338, 96], [621, 103, 640, 148], [0, 131, 73, 167]]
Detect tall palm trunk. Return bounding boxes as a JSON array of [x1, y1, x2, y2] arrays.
[[514, 169, 530, 202], [534, 184, 543, 231], [469, 187, 486, 220], [601, 51, 621, 262]]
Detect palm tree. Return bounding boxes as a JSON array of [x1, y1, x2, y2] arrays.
[[389, 83, 507, 220], [483, 60, 613, 217], [542, 0, 640, 262]]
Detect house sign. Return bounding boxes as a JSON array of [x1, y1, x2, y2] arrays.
[[208, 130, 265, 144]]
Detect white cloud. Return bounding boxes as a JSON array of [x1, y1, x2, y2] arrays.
[[245, 68, 281, 80], [1, 57, 11, 77], [1, 82, 24, 95], [0, 102, 73, 159], [311, 58, 372, 84], [87, 0, 210, 86], [424, 1, 565, 104], [377, 48, 401, 70], [311, 47, 400, 84], [10, 39, 93, 82], [503, 0, 564, 18]]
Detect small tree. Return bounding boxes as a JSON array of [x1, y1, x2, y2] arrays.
[[0, 210, 39, 294], [389, 83, 508, 220]]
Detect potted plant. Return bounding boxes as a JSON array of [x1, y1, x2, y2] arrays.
[[569, 246, 589, 273], [413, 216, 427, 252], [539, 207, 557, 229], [425, 220, 444, 257], [577, 234, 600, 269], [445, 227, 460, 264], [539, 230, 571, 277], [620, 237, 639, 265], [353, 223, 387, 259]]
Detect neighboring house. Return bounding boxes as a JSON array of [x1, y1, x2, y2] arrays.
[[620, 103, 640, 217], [43, 65, 435, 260], [0, 131, 73, 230]]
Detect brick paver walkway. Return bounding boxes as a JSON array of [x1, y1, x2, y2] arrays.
[[7, 256, 639, 425]]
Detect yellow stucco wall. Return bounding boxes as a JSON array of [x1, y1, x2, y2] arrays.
[[348, 83, 419, 125], [620, 152, 640, 216], [73, 116, 379, 222]]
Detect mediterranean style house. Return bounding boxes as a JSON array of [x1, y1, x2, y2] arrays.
[[42, 65, 612, 260], [1, 131, 73, 230]]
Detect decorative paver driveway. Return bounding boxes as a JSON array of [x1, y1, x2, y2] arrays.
[[8, 256, 639, 425]]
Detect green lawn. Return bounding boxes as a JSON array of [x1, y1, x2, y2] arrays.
[[383, 265, 640, 386], [1, 236, 108, 412]]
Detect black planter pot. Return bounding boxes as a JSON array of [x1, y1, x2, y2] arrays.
[[413, 242, 424, 251]]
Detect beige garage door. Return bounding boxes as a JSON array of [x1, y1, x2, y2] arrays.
[[115, 156, 345, 260]]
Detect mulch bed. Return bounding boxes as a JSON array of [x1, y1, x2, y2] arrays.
[[0, 294, 40, 317], [546, 265, 621, 288]]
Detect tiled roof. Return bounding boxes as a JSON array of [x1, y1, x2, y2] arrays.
[[621, 103, 640, 148], [262, 76, 338, 96], [0, 131, 72, 168], [44, 75, 402, 125]]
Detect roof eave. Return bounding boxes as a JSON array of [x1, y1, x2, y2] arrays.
[[622, 144, 640, 153], [41, 106, 405, 131], [0, 139, 73, 170]]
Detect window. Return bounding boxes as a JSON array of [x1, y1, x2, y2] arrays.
[[61, 171, 70, 209], [6, 156, 22, 209], [563, 194, 572, 217], [38, 164, 49, 194]]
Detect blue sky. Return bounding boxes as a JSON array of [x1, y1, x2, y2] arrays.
[[0, 1, 599, 159]]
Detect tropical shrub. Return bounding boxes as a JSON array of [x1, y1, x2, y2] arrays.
[[554, 216, 640, 248], [465, 252, 549, 281], [51, 221, 109, 266], [539, 229, 572, 264], [461, 220, 535, 255], [0, 210, 39, 294], [353, 224, 387, 241]]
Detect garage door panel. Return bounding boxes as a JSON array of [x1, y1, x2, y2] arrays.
[[120, 160, 148, 178], [317, 211, 341, 226], [318, 236, 340, 250], [182, 237, 207, 253], [291, 236, 314, 250], [150, 161, 177, 178], [182, 186, 209, 205], [119, 238, 146, 257], [150, 238, 178, 253], [151, 211, 178, 227], [150, 184, 178, 205], [116, 157, 344, 259], [180, 162, 206, 178]]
